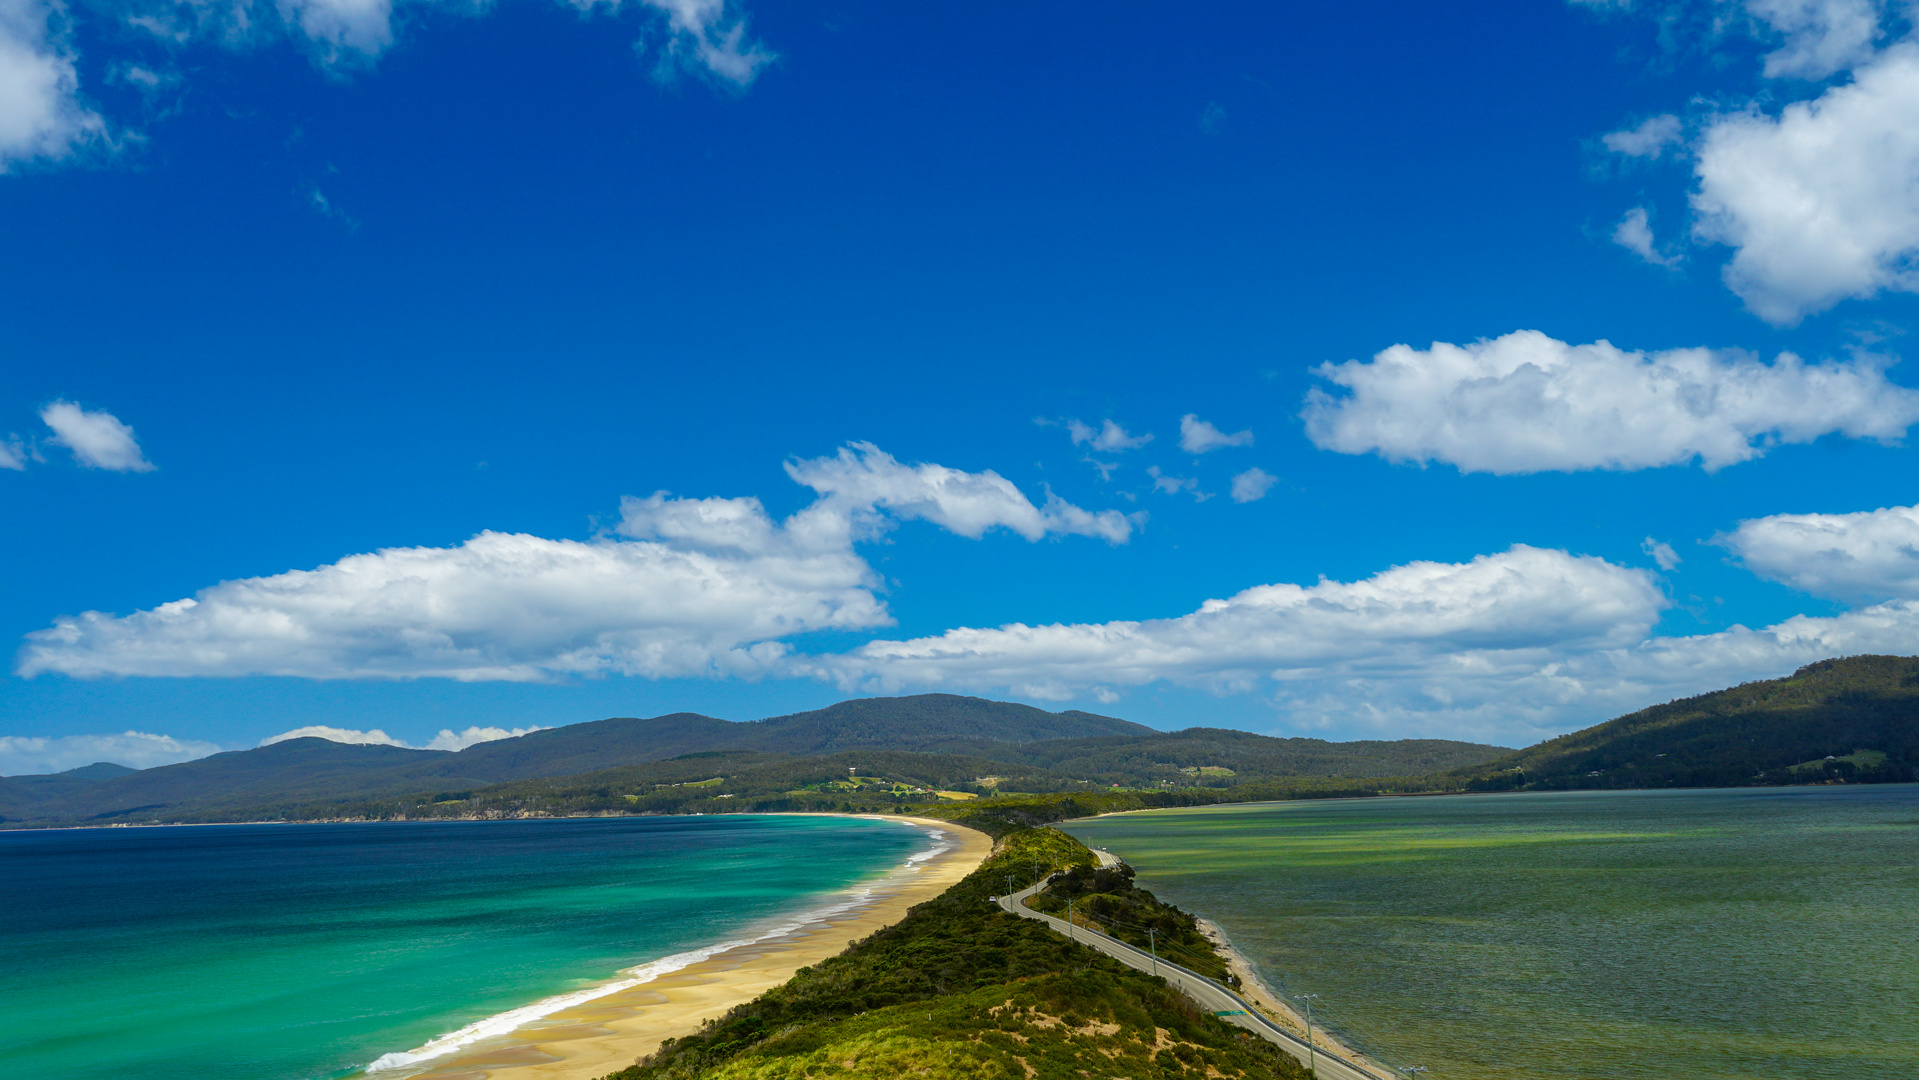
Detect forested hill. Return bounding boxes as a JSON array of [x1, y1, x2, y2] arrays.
[[0, 692, 1502, 827], [0, 695, 1143, 825], [1453, 655, 1919, 790]]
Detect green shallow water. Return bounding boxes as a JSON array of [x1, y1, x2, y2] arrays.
[[0, 815, 931, 1080], [1063, 786, 1919, 1080]]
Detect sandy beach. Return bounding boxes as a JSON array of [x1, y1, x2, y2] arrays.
[[390, 815, 991, 1080]]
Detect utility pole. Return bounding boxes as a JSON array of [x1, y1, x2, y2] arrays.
[[1067, 900, 1075, 942], [1147, 927, 1157, 977], [1299, 994, 1320, 1078]]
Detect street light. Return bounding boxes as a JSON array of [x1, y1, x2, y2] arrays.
[[1399, 1067, 1429, 1080], [1298, 994, 1320, 1078], [1147, 927, 1158, 977]]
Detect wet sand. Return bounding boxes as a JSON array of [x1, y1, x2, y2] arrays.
[[396, 815, 991, 1080]]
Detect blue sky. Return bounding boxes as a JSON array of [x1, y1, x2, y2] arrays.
[[8, 0, 1919, 773]]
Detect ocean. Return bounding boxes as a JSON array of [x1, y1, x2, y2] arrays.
[[1063, 785, 1919, 1080], [0, 814, 932, 1080]]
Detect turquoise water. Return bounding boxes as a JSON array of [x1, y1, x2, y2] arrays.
[[1064, 786, 1919, 1080], [1, 815, 929, 1080]]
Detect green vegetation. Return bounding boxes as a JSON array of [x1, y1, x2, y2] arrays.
[[1024, 862, 1233, 985], [609, 827, 1306, 1080], [1451, 655, 1919, 792]]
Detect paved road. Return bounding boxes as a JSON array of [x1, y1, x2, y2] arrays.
[[997, 854, 1389, 1080]]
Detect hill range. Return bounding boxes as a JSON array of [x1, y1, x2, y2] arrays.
[[0, 694, 1505, 826], [5, 655, 1917, 828]]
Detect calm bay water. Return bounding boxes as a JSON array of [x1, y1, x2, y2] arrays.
[[0, 815, 927, 1080], [1064, 786, 1919, 1080]]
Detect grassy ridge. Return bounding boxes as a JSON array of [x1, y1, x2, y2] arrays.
[[609, 827, 1306, 1080]]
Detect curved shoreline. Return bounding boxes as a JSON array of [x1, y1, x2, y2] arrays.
[[386, 814, 992, 1080]]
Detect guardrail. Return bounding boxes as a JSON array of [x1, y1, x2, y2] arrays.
[[998, 876, 1395, 1080]]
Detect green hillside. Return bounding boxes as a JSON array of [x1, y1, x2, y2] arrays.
[[611, 826, 1306, 1080], [1453, 654, 1919, 791]]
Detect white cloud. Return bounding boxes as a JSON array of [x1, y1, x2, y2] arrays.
[[0, 730, 220, 775], [259, 723, 547, 750], [641, 0, 775, 87], [2, 0, 772, 175], [785, 441, 1135, 544], [18, 443, 1131, 681], [0, 0, 104, 169], [1146, 465, 1207, 500], [1693, 44, 1919, 323], [1043, 417, 1152, 453], [1642, 536, 1682, 570], [1178, 414, 1253, 454], [810, 545, 1665, 699], [40, 400, 155, 471], [799, 538, 1919, 745], [279, 0, 394, 61], [1603, 114, 1683, 158], [1613, 206, 1681, 267], [1257, 597, 1919, 744], [1746, 0, 1881, 80], [1230, 467, 1276, 503], [20, 524, 885, 681], [425, 725, 547, 750], [1301, 329, 1919, 473], [262, 724, 407, 747], [1721, 501, 1919, 599], [0, 434, 25, 469]]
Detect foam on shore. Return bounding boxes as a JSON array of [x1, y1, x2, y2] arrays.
[[363, 817, 969, 1077]]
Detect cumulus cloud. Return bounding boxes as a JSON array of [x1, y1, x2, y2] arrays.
[[0, 434, 25, 470], [1302, 329, 1919, 473], [1613, 206, 1681, 267], [1642, 536, 1683, 571], [260, 723, 547, 750], [1603, 114, 1684, 158], [20, 524, 885, 681], [1178, 414, 1253, 454], [0, 0, 104, 169], [425, 724, 547, 750], [809, 545, 1665, 697], [39, 400, 155, 471], [18, 443, 1129, 681], [785, 442, 1135, 544], [794, 538, 1919, 745], [1230, 467, 1276, 503], [1721, 501, 1919, 599], [1693, 44, 1919, 323], [1746, 0, 1882, 80], [0, 730, 220, 774]]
